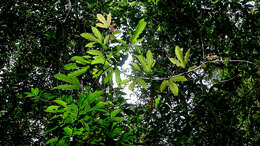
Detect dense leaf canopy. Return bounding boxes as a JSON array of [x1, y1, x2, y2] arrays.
[[0, 0, 259, 145]]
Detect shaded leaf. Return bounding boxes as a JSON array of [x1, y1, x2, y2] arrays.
[[64, 126, 72, 136], [168, 57, 184, 68], [53, 99, 67, 107], [64, 63, 78, 70], [111, 109, 121, 117], [136, 78, 146, 88], [45, 137, 58, 144], [68, 66, 89, 77], [114, 69, 121, 86], [128, 81, 136, 91], [54, 73, 72, 83]]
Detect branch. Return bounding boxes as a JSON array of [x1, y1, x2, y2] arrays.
[[122, 59, 259, 81]]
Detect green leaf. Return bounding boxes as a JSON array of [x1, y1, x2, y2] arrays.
[[128, 81, 136, 91], [64, 63, 78, 70], [170, 76, 187, 82], [104, 71, 113, 85], [107, 13, 111, 27], [111, 109, 121, 117], [155, 96, 161, 108], [160, 80, 168, 92], [85, 42, 96, 48], [68, 66, 89, 77], [45, 137, 58, 144], [136, 78, 146, 88], [91, 27, 103, 42], [87, 50, 103, 56], [87, 90, 104, 104], [135, 55, 148, 72], [54, 100, 67, 107], [133, 19, 147, 42], [104, 35, 109, 44], [175, 46, 183, 63], [188, 65, 198, 71], [80, 33, 100, 43], [91, 56, 105, 64], [64, 126, 72, 136], [45, 105, 60, 113], [169, 82, 178, 96], [54, 73, 72, 83], [31, 88, 39, 96], [70, 56, 89, 64], [96, 23, 107, 28], [184, 49, 190, 67], [114, 69, 121, 87], [97, 14, 109, 28], [92, 102, 107, 110], [52, 84, 78, 90], [146, 50, 154, 69], [131, 63, 141, 71], [168, 57, 184, 68]]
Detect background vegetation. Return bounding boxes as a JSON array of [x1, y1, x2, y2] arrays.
[[0, 0, 259, 145]]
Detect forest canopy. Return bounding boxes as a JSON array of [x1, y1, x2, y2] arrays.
[[0, 0, 259, 145]]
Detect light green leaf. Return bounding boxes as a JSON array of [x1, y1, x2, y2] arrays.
[[136, 78, 146, 88], [91, 56, 105, 64], [155, 96, 161, 108], [31, 88, 39, 96], [85, 42, 96, 48], [70, 56, 89, 64], [104, 35, 109, 44], [96, 23, 107, 28], [53, 100, 67, 107], [104, 71, 113, 85], [114, 69, 121, 86], [45, 137, 58, 144], [128, 81, 136, 91], [71, 77, 81, 88], [64, 63, 78, 70], [52, 84, 78, 90], [184, 49, 190, 67], [93, 102, 107, 110], [170, 76, 187, 82], [87, 50, 103, 56], [131, 62, 141, 71], [169, 82, 178, 96], [64, 126, 72, 136], [168, 57, 184, 68], [188, 65, 198, 71], [111, 109, 121, 117], [91, 26, 103, 41], [175, 46, 183, 63], [80, 33, 100, 43], [112, 30, 122, 35], [133, 19, 147, 42], [97, 14, 107, 25], [160, 80, 168, 92], [146, 50, 154, 69], [107, 13, 111, 27], [45, 105, 60, 113], [68, 66, 89, 77], [54, 73, 72, 83], [87, 90, 104, 104], [135, 55, 146, 69]]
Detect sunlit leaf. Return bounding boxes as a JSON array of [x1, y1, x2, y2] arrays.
[[131, 62, 141, 71], [53, 99, 67, 107], [107, 13, 111, 27], [80, 33, 100, 43], [168, 57, 184, 68], [91, 26, 103, 41], [160, 80, 168, 92], [111, 109, 121, 117], [136, 78, 146, 88], [64, 126, 72, 136], [175, 46, 183, 63], [128, 81, 136, 91], [91, 56, 105, 64], [133, 19, 147, 42], [64, 63, 78, 70], [68, 66, 89, 77], [170, 76, 187, 82], [54, 73, 72, 83], [52, 84, 78, 90], [135, 55, 146, 69], [114, 69, 121, 87], [104, 35, 109, 44], [188, 65, 198, 71], [169, 82, 178, 96], [184, 48, 190, 67], [45, 105, 60, 113], [96, 23, 107, 28], [155, 96, 161, 108], [45, 137, 58, 144], [87, 50, 103, 56], [146, 50, 154, 69], [97, 14, 107, 26], [70, 56, 89, 64]]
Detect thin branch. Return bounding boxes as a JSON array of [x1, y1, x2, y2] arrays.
[[122, 59, 259, 81]]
